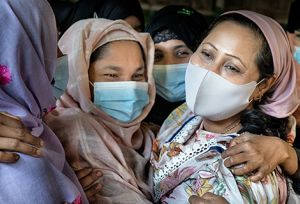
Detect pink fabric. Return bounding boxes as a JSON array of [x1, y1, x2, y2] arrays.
[[224, 10, 300, 118], [287, 32, 300, 125], [45, 18, 155, 203]]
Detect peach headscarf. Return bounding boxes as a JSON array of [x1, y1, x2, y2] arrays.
[[224, 10, 299, 118], [45, 18, 155, 203]]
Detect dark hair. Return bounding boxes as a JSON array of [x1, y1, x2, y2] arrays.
[[90, 40, 146, 68], [146, 5, 208, 52], [49, 0, 144, 36], [90, 43, 110, 64], [206, 13, 288, 138]]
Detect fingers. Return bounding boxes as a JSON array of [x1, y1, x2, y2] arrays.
[[76, 168, 93, 180], [222, 142, 249, 162], [231, 161, 258, 176], [0, 151, 20, 163], [189, 195, 207, 204], [0, 123, 43, 148], [0, 137, 42, 157], [223, 152, 250, 168], [249, 165, 271, 182], [228, 132, 254, 147], [85, 182, 102, 199], [76, 168, 102, 190], [0, 112, 23, 128], [76, 168, 102, 201], [81, 171, 102, 190]]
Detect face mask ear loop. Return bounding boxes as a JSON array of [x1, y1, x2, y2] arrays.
[[89, 81, 94, 87], [255, 78, 267, 102], [248, 78, 266, 103]]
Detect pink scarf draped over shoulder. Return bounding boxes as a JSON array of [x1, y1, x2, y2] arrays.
[[45, 18, 155, 204]]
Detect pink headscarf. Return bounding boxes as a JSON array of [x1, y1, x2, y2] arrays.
[[45, 18, 155, 203], [224, 10, 299, 118]]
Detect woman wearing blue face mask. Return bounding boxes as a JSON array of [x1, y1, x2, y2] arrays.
[[144, 5, 208, 126], [49, 0, 145, 98], [151, 11, 300, 203], [44, 19, 156, 203]]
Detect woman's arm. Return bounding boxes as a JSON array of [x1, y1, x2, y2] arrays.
[[0, 112, 43, 162], [221, 132, 298, 181]]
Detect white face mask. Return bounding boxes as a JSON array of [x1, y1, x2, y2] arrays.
[[185, 63, 261, 121]]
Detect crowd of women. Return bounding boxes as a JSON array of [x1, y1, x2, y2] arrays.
[[1, 0, 300, 203]]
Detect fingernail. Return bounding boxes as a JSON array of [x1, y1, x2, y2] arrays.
[[35, 149, 42, 156], [96, 184, 101, 190], [15, 154, 20, 161], [39, 140, 44, 147], [96, 171, 102, 177]]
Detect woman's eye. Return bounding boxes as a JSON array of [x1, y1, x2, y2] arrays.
[[154, 52, 163, 63], [176, 50, 191, 57], [200, 50, 213, 60], [133, 73, 145, 81], [224, 65, 240, 73], [104, 73, 118, 78]]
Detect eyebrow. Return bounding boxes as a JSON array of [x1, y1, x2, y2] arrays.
[[102, 65, 145, 72], [202, 42, 247, 68], [102, 66, 122, 72], [173, 45, 189, 50]]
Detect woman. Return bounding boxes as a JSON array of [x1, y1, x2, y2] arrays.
[[151, 10, 299, 203], [145, 5, 208, 126], [0, 0, 87, 203], [50, 0, 145, 98], [45, 18, 155, 203]]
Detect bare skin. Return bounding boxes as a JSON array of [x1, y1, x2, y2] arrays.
[[154, 39, 193, 65]]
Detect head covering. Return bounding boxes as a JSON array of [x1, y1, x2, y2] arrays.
[[146, 5, 208, 52], [220, 10, 299, 118], [45, 18, 155, 203], [49, 0, 144, 34], [58, 18, 155, 122], [286, 0, 300, 33], [0, 0, 86, 203]]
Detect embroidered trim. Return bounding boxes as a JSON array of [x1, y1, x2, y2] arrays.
[[167, 115, 201, 143]]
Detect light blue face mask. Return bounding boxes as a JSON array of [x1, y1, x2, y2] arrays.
[[93, 81, 149, 123], [294, 46, 300, 64], [153, 63, 187, 102], [52, 55, 69, 98]]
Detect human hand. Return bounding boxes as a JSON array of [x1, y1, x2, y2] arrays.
[[222, 132, 297, 182], [189, 193, 229, 204], [76, 168, 102, 202], [0, 112, 43, 162]]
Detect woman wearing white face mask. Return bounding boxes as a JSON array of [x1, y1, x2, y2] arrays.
[[44, 18, 155, 203], [144, 5, 208, 126], [151, 11, 300, 204]]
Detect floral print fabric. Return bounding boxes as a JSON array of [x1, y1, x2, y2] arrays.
[[151, 105, 288, 204]]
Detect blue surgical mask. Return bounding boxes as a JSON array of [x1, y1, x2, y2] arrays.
[[93, 81, 149, 123], [153, 63, 187, 102], [294, 46, 300, 64], [52, 55, 68, 98]]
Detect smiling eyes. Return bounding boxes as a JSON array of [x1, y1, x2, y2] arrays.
[[154, 48, 192, 63], [199, 49, 241, 73], [103, 72, 145, 81]]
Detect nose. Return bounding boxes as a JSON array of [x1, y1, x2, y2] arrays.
[[207, 64, 221, 75]]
